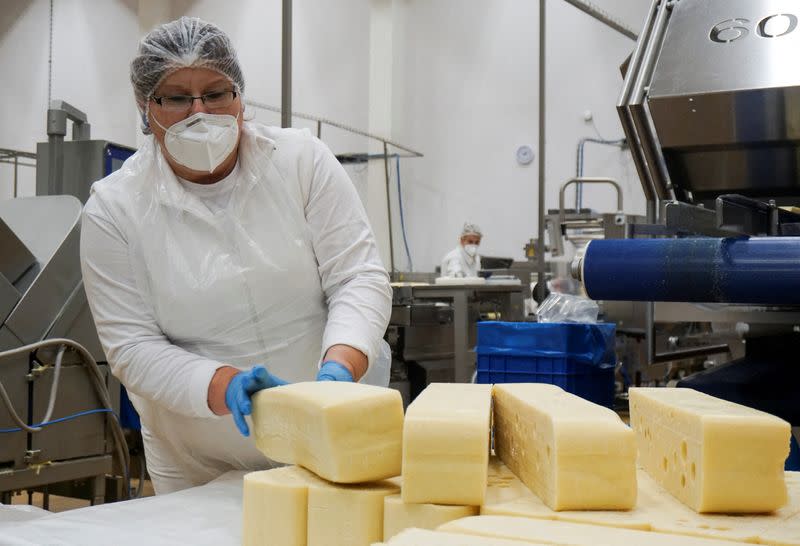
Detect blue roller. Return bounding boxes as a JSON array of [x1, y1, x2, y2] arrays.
[[582, 237, 800, 304]]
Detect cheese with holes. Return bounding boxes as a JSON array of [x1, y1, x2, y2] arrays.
[[252, 382, 404, 483], [401, 383, 492, 505], [307, 478, 399, 546], [481, 458, 650, 530], [380, 527, 542, 545], [439, 515, 753, 546], [383, 494, 479, 539], [492, 383, 637, 510], [629, 387, 789, 513], [242, 466, 324, 546]]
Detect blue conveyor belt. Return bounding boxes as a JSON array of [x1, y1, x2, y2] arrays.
[[582, 237, 800, 304]]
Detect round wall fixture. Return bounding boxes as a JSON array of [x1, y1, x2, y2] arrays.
[[516, 145, 534, 166]]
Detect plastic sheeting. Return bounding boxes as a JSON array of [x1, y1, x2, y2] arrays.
[[476, 321, 616, 369], [0, 471, 246, 545]]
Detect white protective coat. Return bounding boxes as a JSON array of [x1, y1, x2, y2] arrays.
[[441, 245, 482, 278], [80, 122, 392, 493]]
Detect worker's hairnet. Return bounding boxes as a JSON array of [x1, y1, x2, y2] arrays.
[[462, 223, 483, 237], [130, 16, 245, 134]]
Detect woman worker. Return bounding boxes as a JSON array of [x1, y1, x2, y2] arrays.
[[79, 17, 392, 494]]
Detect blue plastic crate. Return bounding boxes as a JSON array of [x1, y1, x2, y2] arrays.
[[476, 321, 616, 407]]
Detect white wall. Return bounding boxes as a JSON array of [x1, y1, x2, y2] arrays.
[[0, 0, 139, 199], [388, 0, 650, 272]]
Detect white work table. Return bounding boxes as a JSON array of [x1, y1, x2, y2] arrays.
[[0, 471, 246, 546]]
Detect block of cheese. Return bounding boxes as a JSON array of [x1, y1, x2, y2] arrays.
[[242, 466, 324, 546], [383, 494, 479, 539], [629, 387, 790, 513], [252, 382, 404, 483], [379, 527, 543, 545], [439, 516, 754, 546], [401, 383, 492, 505], [492, 383, 637, 510], [482, 459, 651, 530], [307, 477, 400, 546]]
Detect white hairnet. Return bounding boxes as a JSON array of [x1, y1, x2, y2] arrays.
[[130, 16, 245, 134], [462, 222, 483, 237]]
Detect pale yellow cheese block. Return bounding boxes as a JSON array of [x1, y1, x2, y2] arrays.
[[439, 515, 754, 546], [307, 477, 400, 546], [242, 466, 324, 546], [378, 527, 546, 545], [383, 494, 479, 540], [629, 387, 790, 513], [252, 382, 404, 483], [492, 383, 637, 510], [401, 383, 492, 505]]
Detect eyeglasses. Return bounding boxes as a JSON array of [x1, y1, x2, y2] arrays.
[[151, 90, 238, 113]]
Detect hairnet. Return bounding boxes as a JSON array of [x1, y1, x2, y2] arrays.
[[130, 16, 245, 134], [462, 223, 483, 237]]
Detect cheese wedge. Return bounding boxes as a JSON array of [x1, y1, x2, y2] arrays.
[[252, 382, 404, 483], [401, 383, 492, 505], [629, 387, 789, 513], [383, 494, 478, 540], [492, 383, 637, 510]]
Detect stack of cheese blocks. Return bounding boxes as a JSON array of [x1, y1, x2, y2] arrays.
[[242, 380, 796, 546]]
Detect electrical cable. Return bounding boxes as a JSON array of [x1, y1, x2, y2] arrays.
[[0, 339, 131, 500], [394, 155, 413, 271], [0, 408, 113, 434]]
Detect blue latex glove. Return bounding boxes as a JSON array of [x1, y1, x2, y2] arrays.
[[316, 360, 354, 382], [225, 365, 287, 436]]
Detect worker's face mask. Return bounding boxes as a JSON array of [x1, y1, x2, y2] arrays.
[[153, 112, 240, 173], [463, 244, 479, 257]]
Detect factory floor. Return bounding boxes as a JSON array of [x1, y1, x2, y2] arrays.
[[9, 479, 155, 512]]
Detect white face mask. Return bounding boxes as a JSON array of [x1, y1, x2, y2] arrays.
[[463, 244, 479, 257], [153, 112, 240, 173]]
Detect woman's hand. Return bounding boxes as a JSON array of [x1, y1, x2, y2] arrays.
[[208, 365, 287, 436]]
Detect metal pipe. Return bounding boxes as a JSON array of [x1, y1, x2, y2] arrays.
[[383, 142, 395, 273], [616, 0, 662, 205], [558, 177, 623, 226], [627, 0, 674, 207], [13, 156, 18, 198], [281, 0, 292, 128], [536, 0, 547, 304], [560, 0, 638, 40], [245, 99, 424, 157]]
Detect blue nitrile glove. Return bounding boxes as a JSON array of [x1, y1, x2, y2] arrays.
[[226, 365, 288, 436], [316, 360, 354, 382]]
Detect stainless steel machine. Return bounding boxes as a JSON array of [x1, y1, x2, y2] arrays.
[[387, 273, 525, 403], [0, 101, 135, 504], [572, 0, 800, 466]]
